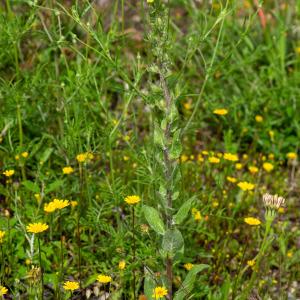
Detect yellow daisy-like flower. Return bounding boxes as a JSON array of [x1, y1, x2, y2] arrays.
[[21, 151, 29, 158], [26, 222, 49, 234], [295, 46, 300, 55], [202, 150, 209, 156], [255, 115, 263, 122], [213, 108, 228, 115], [248, 166, 258, 174], [0, 230, 5, 243], [70, 201, 78, 207], [226, 176, 237, 183], [286, 152, 297, 160], [97, 274, 112, 284], [52, 199, 70, 210], [44, 202, 57, 213], [180, 154, 189, 162], [124, 195, 141, 205], [76, 153, 87, 163], [235, 163, 243, 170], [247, 260, 255, 267], [237, 181, 255, 191], [263, 162, 274, 172], [62, 166, 74, 174], [191, 208, 201, 221], [208, 156, 220, 164], [223, 153, 238, 162], [3, 169, 15, 177], [184, 263, 194, 271], [0, 285, 8, 296], [63, 281, 79, 291], [152, 286, 168, 299], [244, 217, 261, 226], [118, 260, 126, 270]]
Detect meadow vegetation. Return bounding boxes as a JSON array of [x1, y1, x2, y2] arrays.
[[0, 0, 300, 299]]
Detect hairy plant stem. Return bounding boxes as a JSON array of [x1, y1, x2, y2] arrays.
[[160, 70, 173, 299], [59, 210, 64, 297], [132, 206, 137, 300], [77, 163, 83, 287], [38, 236, 44, 300], [241, 219, 273, 299]]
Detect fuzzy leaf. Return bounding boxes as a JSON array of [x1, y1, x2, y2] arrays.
[[173, 197, 195, 225], [174, 264, 209, 300], [161, 228, 184, 258], [143, 205, 165, 235]]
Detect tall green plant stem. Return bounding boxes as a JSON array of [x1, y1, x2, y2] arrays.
[[160, 71, 174, 299], [38, 236, 44, 300], [241, 217, 274, 299], [132, 206, 137, 300]]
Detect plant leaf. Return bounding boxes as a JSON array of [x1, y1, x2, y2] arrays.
[[161, 228, 184, 258], [143, 205, 165, 235], [173, 197, 195, 225], [174, 264, 209, 300]]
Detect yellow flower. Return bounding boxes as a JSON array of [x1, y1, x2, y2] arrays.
[[286, 152, 297, 160], [263, 162, 274, 172], [63, 281, 79, 291], [76, 153, 87, 163], [0, 286, 8, 296], [52, 199, 70, 210], [223, 153, 238, 162], [183, 101, 192, 110], [71, 201, 78, 207], [21, 152, 29, 158], [118, 260, 126, 270], [180, 154, 189, 162], [152, 286, 168, 299], [202, 150, 209, 156], [124, 195, 141, 205], [208, 156, 220, 164], [191, 208, 202, 221], [62, 166, 74, 174], [15, 154, 20, 160], [184, 263, 194, 270], [247, 260, 255, 267], [278, 207, 285, 214], [248, 166, 258, 174], [244, 217, 261, 226], [237, 181, 255, 191], [242, 154, 248, 160], [3, 170, 14, 177], [0, 230, 5, 243], [86, 152, 94, 160], [268, 154, 274, 160], [212, 201, 219, 207], [255, 115, 263, 122], [97, 274, 112, 284], [295, 46, 300, 54], [34, 194, 42, 203], [287, 251, 293, 258], [226, 176, 237, 183], [213, 108, 228, 115], [235, 163, 243, 170], [197, 154, 204, 162], [269, 130, 274, 140], [147, 0, 154, 3], [44, 202, 57, 213], [26, 222, 49, 234]]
